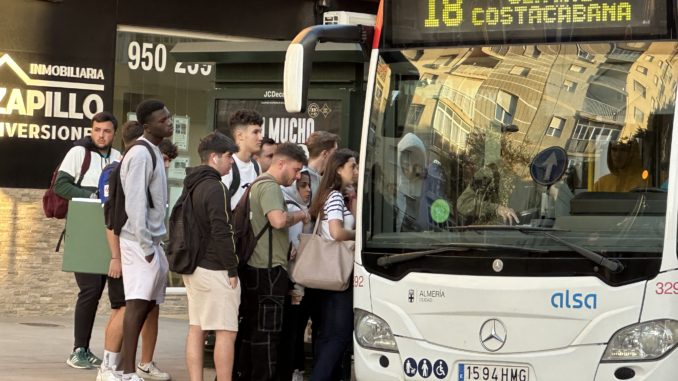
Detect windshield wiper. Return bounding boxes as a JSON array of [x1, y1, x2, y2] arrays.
[[533, 231, 624, 273], [375, 247, 467, 267], [375, 243, 547, 267], [449, 225, 624, 273]]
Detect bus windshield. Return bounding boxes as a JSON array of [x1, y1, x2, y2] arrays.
[[363, 42, 677, 283]]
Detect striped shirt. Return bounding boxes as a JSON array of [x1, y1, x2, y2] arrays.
[[320, 190, 355, 240]]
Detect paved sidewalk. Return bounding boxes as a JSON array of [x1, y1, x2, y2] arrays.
[[0, 313, 215, 381]]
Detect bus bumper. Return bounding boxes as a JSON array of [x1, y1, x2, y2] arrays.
[[354, 336, 611, 381]]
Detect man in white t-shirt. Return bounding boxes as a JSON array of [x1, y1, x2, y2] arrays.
[[54, 112, 122, 370], [222, 109, 264, 210]]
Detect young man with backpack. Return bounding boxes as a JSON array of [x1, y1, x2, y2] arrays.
[[117, 99, 173, 381], [97, 122, 172, 381], [175, 132, 240, 381], [237, 142, 309, 381], [221, 109, 264, 209], [53, 111, 121, 370]]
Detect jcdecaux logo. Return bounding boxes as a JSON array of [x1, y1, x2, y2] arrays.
[[550, 290, 597, 309]]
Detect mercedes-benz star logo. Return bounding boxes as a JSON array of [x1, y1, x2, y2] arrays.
[[479, 318, 507, 352]]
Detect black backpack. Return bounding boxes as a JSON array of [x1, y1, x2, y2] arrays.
[[232, 177, 273, 267], [228, 159, 260, 199], [166, 177, 214, 274], [104, 140, 157, 235]]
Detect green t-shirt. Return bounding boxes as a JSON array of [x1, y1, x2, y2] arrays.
[[248, 174, 290, 270]]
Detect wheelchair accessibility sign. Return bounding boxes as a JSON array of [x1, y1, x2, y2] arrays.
[[433, 359, 448, 379]]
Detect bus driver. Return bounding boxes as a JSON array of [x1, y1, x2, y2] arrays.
[[593, 139, 649, 192]]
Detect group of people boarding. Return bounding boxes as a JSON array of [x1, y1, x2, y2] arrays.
[[56, 104, 357, 381]]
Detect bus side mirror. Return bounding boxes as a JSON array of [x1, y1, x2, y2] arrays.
[[284, 43, 308, 114], [284, 24, 373, 113]]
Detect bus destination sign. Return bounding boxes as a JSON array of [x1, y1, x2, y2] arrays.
[[387, 0, 670, 46]]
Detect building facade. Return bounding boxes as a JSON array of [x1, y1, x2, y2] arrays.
[[0, 0, 377, 316]]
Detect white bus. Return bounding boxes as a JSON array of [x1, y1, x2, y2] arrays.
[[285, 1, 678, 380]]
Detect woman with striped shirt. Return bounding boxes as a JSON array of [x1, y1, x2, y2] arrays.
[[307, 148, 358, 381]]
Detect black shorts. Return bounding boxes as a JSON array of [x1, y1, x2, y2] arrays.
[[107, 276, 126, 309]]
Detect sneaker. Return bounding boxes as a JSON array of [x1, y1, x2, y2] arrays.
[[87, 349, 103, 366], [292, 369, 305, 381], [136, 362, 170, 381], [66, 347, 92, 369], [97, 367, 122, 381], [124, 375, 145, 381]]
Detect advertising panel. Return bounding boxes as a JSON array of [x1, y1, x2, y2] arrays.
[[215, 99, 343, 151], [0, 0, 115, 188]]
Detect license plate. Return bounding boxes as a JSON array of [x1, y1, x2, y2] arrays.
[[458, 363, 529, 381]]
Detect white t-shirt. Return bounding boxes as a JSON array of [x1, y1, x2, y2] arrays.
[[222, 154, 259, 210], [58, 146, 122, 188], [320, 190, 355, 240]]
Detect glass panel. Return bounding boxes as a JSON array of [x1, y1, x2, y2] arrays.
[[546, 117, 565, 137], [114, 29, 223, 288], [570, 64, 585, 73], [510, 66, 529, 76], [364, 43, 677, 280], [634, 80, 647, 98], [563, 80, 578, 92]]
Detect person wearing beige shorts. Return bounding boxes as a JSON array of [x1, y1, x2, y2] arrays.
[[184, 267, 240, 331], [179, 132, 241, 381]]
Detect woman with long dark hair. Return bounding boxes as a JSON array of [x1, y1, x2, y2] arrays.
[[307, 148, 358, 381]]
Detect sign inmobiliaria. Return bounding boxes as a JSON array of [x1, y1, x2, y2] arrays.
[[0, 51, 112, 188]]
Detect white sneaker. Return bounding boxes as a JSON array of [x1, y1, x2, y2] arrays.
[[136, 362, 170, 381], [97, 367, 122, 381], [292, 369, 305, 381]]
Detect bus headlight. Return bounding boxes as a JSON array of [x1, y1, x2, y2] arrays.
[[602, 320, 678, 361], [354, 309, 398, 352]]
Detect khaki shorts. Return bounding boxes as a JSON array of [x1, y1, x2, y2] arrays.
[[183, 266, 240, 331]]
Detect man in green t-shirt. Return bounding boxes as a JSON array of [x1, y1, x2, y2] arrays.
[[238, 142, 310, 381]]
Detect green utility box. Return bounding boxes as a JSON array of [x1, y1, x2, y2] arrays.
[[62, 199, 111, 275]]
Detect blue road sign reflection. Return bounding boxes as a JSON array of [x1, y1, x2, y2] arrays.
[[529, 146, 568, 186]]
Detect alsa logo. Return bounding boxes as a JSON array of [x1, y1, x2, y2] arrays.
[[550, 290, 597, 309]]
